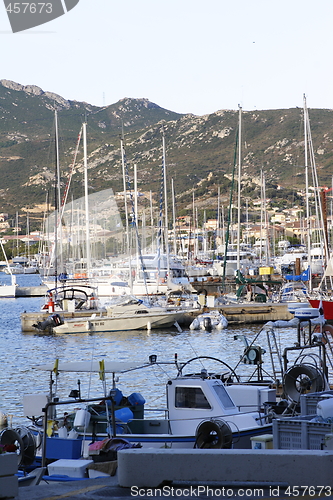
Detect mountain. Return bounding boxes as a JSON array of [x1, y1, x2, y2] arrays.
[[0, 79, 333, 228]]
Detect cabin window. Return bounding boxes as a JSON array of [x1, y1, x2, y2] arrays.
[[175, 387, 211, 409], [212, 384, 236, 409]]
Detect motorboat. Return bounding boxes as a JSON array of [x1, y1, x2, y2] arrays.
[[189, 310, 228, 331], [46, 295, 196, 334]]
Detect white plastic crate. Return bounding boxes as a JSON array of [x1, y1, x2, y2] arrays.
[[48, 459, 93, 478], [273, 415, 332, 450], [300, 391, 333, 416]]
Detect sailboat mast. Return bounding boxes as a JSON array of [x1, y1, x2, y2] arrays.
[[54, 110, 63, 280], [171, 178, 177, 255], [237, 105, 242, 271], [120, 137, 133, 290], [134, 163, 140, 277], [303, 94, 311, 290], [162, 133, 170, 276], [83, 122, 91, 277]]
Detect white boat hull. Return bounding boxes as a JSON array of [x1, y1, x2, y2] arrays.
[[54, 310, 187, 333], [0, 284, 16, 298]]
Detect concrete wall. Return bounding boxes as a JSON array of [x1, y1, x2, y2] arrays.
[[118, 448, 333, 488]]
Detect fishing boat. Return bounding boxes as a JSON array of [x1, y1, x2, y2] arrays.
[[41, 295, 197, 334], [0, 355, 276, 476]]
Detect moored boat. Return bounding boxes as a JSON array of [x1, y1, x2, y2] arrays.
[[0, 355, 276, 475], [189, 310, 228, 331], [50, 295, 198, 334]]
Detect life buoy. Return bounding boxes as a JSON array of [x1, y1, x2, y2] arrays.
[[323, 324, 333, 337]]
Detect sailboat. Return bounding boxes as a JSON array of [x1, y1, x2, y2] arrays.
[[0, 240, 17, 297], [303, 95, 333, 317]]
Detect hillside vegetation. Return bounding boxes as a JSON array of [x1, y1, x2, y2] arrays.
[[0, 79, 332, 228]]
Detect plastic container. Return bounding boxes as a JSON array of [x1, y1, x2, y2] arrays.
[[250, 434, 273, 449], [128, 393, 146, 406], [115, 407, 133, 422], [48, 459, 93, 478], [46, 437, 83, 460], [107, 388, 123, 406], [74, 409, 91, 429], [317, 398, 333, 418], [273, 415, 332, 450]]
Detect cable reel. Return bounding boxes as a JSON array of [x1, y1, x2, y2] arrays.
[[195, 419, 232, 449], [283, 363, 327, 403]]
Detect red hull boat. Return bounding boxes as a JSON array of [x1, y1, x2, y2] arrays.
[[308, 299, 333, 320]]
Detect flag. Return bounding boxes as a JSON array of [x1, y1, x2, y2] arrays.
[[300, 267, 310, 281], [99, 360, 105, 381], [53, 358, 59, 376]]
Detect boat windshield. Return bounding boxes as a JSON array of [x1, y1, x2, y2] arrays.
[[212, 384, 236, 409]]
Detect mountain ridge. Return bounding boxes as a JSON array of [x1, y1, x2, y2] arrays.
[[0, 80, 333, 228]]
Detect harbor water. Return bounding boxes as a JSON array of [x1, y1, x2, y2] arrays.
[[0, 272, 321, 425]]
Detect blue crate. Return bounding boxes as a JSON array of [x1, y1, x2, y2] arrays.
[[46, 437, 83, 460]]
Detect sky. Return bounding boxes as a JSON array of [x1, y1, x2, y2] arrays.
[[1, 0, 333, 116]]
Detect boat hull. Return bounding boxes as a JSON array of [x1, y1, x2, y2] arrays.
[[0, 285, 16, 298], [308, 299, 333, 320], [54, 310, 188, 333]]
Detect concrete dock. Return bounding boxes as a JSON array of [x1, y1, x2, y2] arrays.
[[16, 286, 48, 297]]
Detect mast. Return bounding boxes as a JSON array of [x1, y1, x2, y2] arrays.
[[303, 94, 311, 291], [162, 133, 170, 276], [171, 178, 177, 255], [120, 136, 133, 291], [83, 122, 91, 277], [237, 105, 242, 271], [134, 164, 140, 278]]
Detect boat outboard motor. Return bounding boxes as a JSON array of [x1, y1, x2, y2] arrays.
[[203, 317, 212, 332], [32, 314, 63, 332]]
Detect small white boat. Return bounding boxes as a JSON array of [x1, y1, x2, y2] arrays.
[[4, 263, 38, 275], [0, 275, 17, 298], [48, 295, 194, 334], [189, 310, 228, 331]]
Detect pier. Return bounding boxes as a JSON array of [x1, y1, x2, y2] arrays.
[[16, 285, 48, 297]]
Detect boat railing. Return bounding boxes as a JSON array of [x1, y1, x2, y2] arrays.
[[40, 394, 114, 468]]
